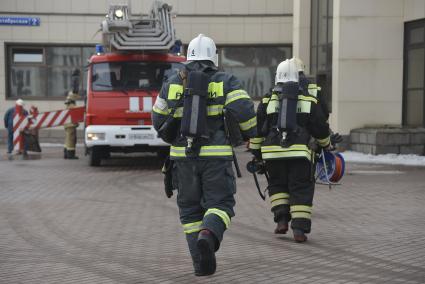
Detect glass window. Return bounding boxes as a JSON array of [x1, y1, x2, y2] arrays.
[[48, 67, 76, 97], [407, 48, 424, 89], [318, 45, 327, 72], [405, 90, 424, 126], [46, 47, 81, 67], [13, 48, 43, 63], [409, 27, 424, 44], [10, 66, 47, 97], [219, 46, 292, 99], [92, 62, 183, 92], [318, 0, 328, 45], [7, 45, 95, 99]]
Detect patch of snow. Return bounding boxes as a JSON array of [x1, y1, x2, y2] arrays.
[[40, 143, 84, 147], [342, 151, 425, 166]]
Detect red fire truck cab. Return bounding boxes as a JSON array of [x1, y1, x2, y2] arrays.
[[85, 52, 185, 166], [84, 0, 183, 166]]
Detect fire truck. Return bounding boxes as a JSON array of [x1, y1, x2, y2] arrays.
[[84, 1, 185, 166]]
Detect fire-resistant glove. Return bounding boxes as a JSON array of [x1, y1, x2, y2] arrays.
[[330, 132, 343, 145]]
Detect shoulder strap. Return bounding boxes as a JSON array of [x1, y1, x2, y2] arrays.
[[178, 69, 188, 90]]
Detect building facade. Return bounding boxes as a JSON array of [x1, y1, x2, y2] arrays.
[[0, 0, 292, 128], [294, 0, 425, 134], [1, 0, 425, 153]]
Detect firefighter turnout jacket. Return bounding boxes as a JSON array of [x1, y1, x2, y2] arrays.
[[153, 68, 257, 159], [249, 83, 330, 161]]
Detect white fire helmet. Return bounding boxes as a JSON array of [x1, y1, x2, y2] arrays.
[[275, 59, 299, 84], [186, 34, 218, 66], [15, 99, 25, 106], [292, 57, 305, 73]]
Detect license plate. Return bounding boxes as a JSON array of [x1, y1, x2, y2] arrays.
[[129, 133, 154, 140]]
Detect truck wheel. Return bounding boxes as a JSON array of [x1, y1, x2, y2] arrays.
[[89, 147, 102, 167]]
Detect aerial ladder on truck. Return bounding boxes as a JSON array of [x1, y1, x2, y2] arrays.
[[84, 1, 185, 166]]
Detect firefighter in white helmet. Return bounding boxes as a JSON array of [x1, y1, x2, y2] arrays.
[[153, 34, 257, 275], [248, 58, 331, 242]]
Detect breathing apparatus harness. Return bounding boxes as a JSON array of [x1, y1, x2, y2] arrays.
[[180, 70, 210, 157], [274, 81, 301, 148]]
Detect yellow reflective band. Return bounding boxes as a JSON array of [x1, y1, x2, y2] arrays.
[[270, 193, 290, 202], [170, 105, 223, 117], [271, 199, 289, 208], [297, 100, 311, 113], [153, 105, 170, 115], [170, 145, 233, 158], [250, 137, 264, 144], [261, 144, 312, 161], [290, 205, 312, 219], [298, 95, 317, 104], [262, 97, 270, 104], [317, 136, 331, 147], [172, 107, 183, 118], [205, 208, 230, 228], [291, 212, 311, 219], [308, 84, 321, 98], [291, 205, 312, 213], [208, 82, 224, 98], [170, 146, 186, 157], [239, 116, 257, 131], [249, 143, 261, 150], [182, 221, 203, 234], [225, 89, 250, 105], [207, 104, 224, 116], [262, 151, 312, 161], [266, 94, 279, 114], [261, 144, 310, 152], [249, 137, 264, 150], [168, 84, 183, 100], [271, 193, 290, 208], [199, 145, 233, 157]]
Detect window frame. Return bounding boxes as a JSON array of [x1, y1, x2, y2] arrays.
[[310, 0, 333, 112], [5, 43, 95, 101], [403, 19, 425, 127]]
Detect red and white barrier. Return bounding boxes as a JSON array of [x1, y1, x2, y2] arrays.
[[13, 106, 85, 151], [12, 111, 27, 152]]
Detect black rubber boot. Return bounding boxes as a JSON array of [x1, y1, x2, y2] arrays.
[[64, 148, 68, 159], [274, 220, 289, 234], [293, 229, 308, 243], [67, 150, 79, 159], [185, 232, 204, 276], [197, 229, 217, 276]]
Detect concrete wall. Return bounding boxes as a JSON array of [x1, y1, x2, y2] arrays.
[[404, 0, 425, 22], [332, 0, 404, 135], [0, 0, 293, 143], [292, 0, 311, 74]]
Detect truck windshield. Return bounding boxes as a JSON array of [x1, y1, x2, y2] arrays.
[[91, 62, 183, 91]]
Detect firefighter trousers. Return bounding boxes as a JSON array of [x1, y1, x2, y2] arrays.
[[64, 125, 77, 151], [174, 159, 236, 249], [265, 158, 314, 233]]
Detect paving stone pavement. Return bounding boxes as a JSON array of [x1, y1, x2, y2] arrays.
[[0, 146, 424, 284]]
